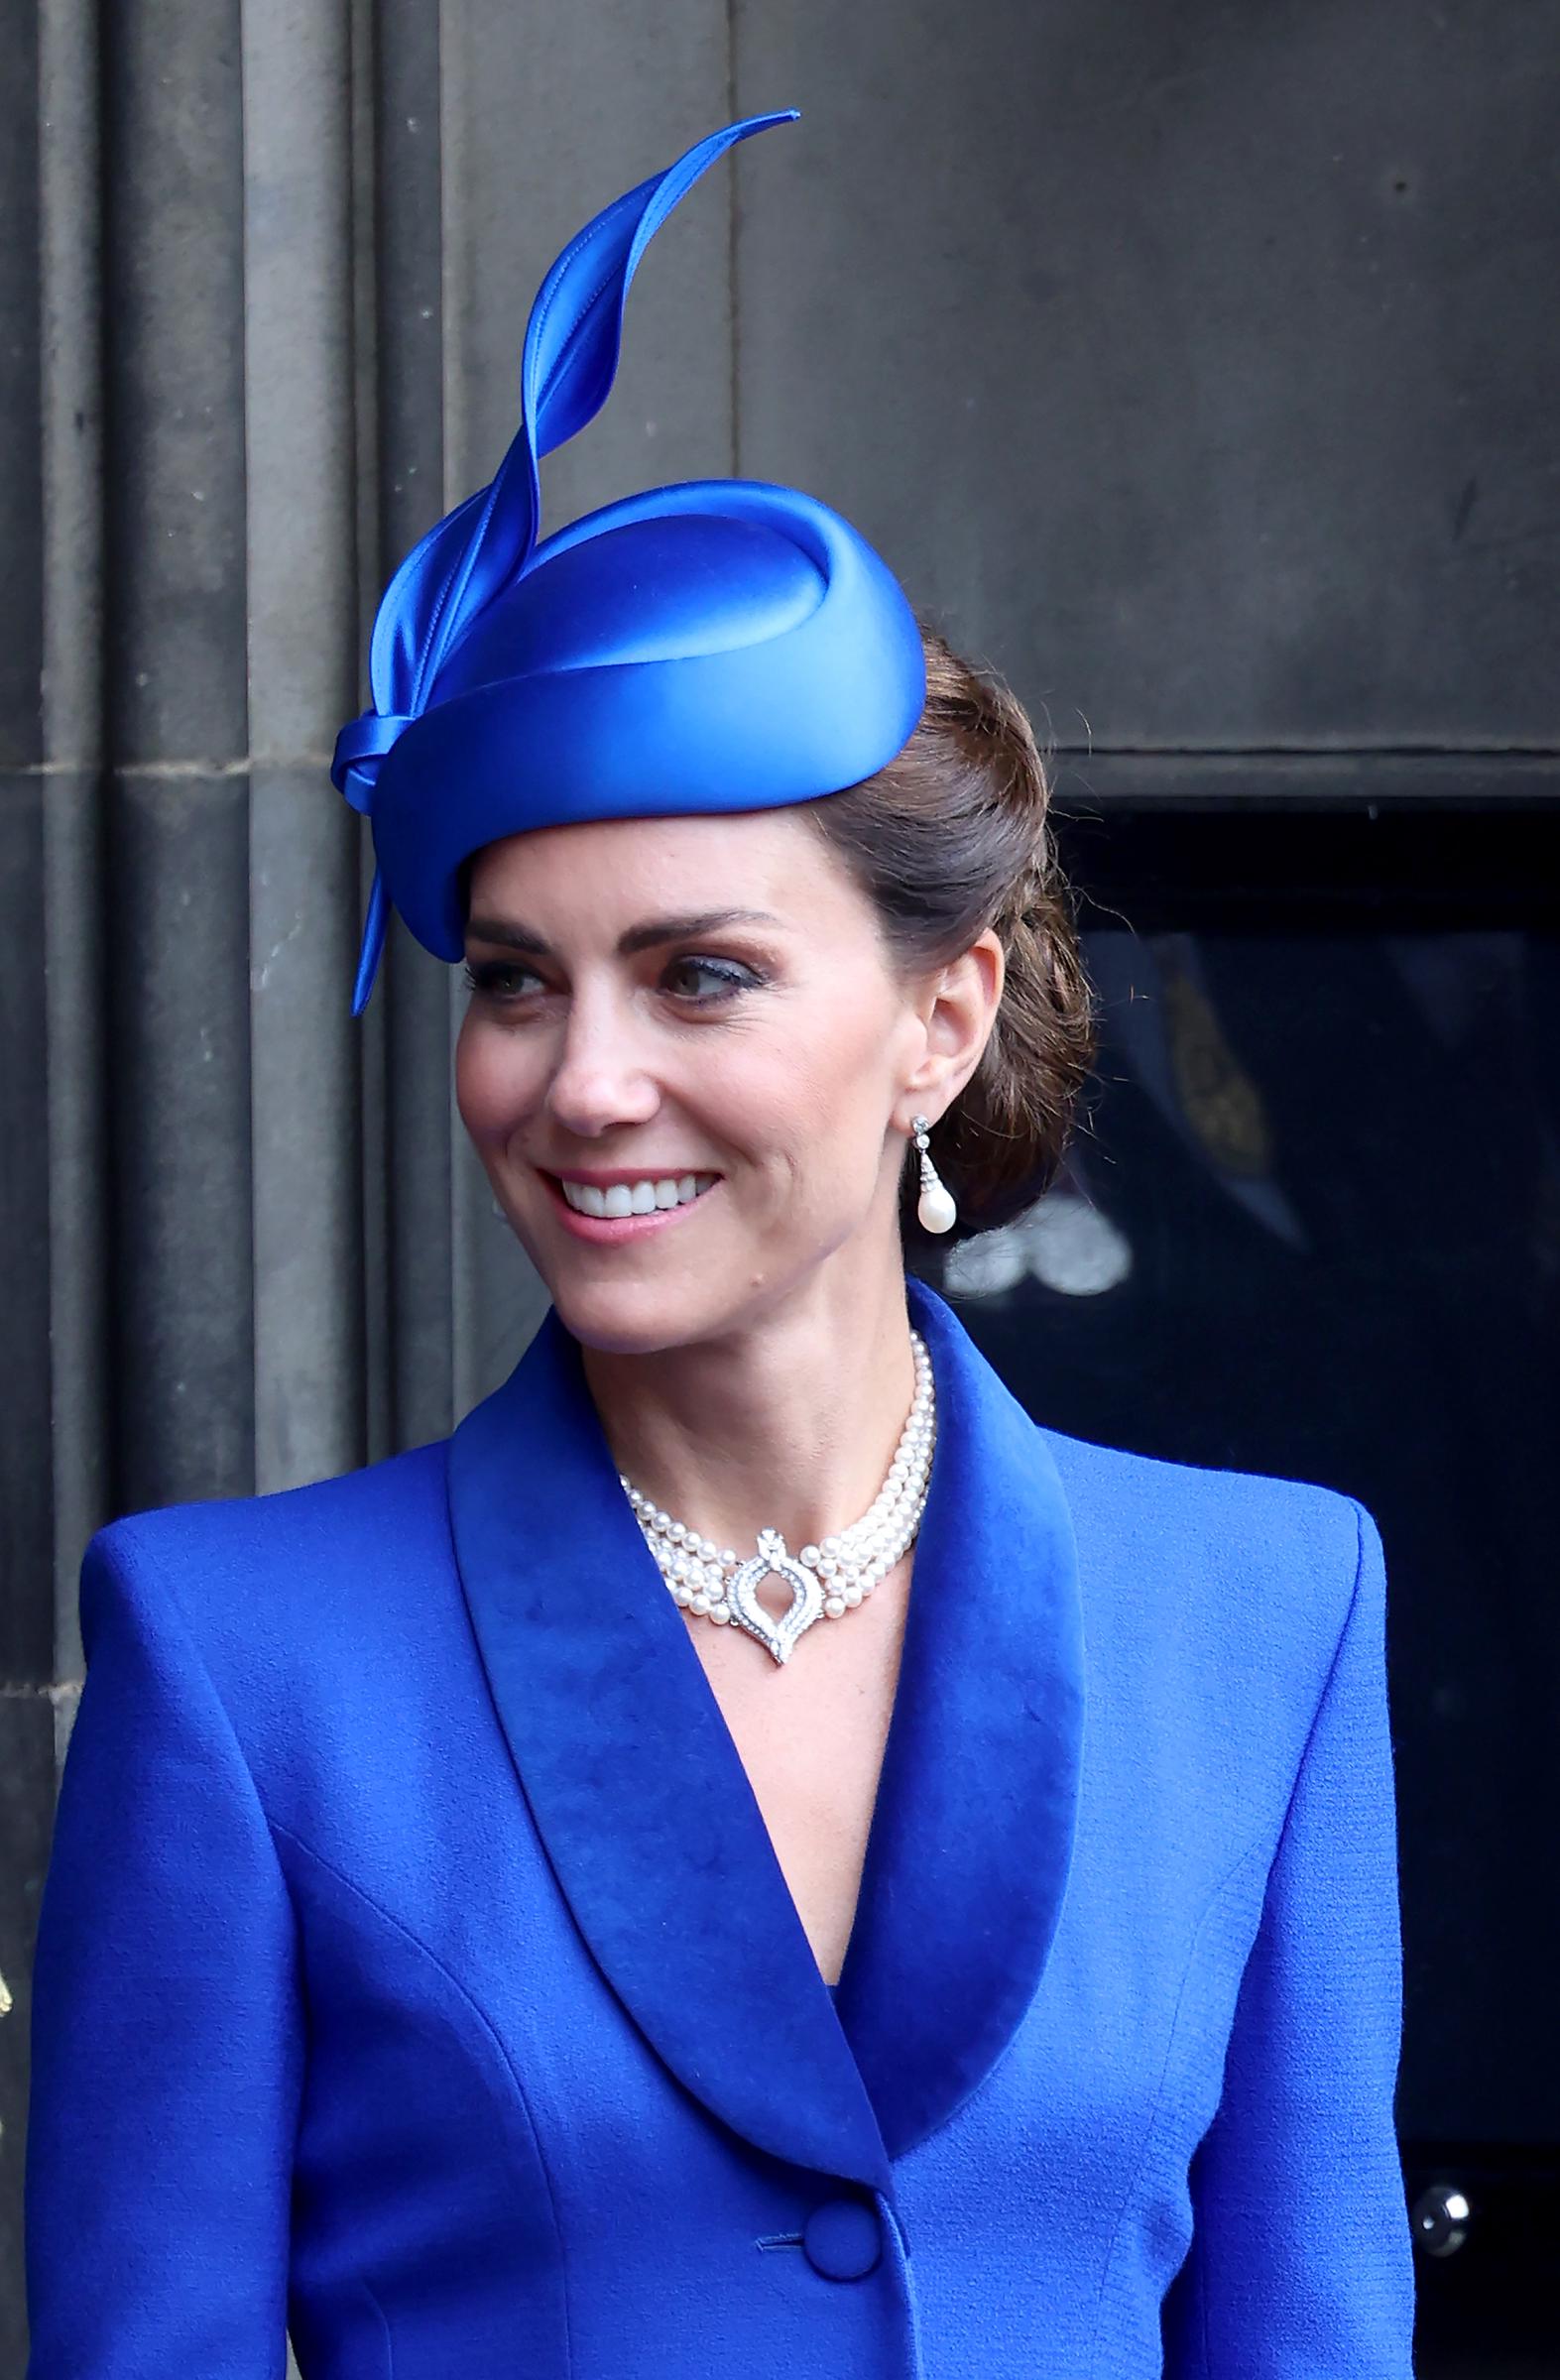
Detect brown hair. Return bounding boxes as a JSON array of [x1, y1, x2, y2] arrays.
[[806, 623, 1095, 1245]]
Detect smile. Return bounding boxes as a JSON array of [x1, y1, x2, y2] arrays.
[[541, 1167, 721, 1247], [553, 1172, 719, 1221]]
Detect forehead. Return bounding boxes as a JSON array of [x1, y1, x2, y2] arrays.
[[464, 805, 854, 922]]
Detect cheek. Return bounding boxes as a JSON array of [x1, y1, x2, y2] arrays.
[[455, 1019, 536, 1141], [753, 1005, 907, 1188], [820, 987, 911, 1106]]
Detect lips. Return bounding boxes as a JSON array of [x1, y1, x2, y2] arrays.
[[555, 1172, 718, 1221]]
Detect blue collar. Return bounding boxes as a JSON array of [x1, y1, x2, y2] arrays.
[[447, 1276, 1084, 2192]]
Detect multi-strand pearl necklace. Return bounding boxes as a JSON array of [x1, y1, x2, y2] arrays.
[[619, 1332, 936, 1667]]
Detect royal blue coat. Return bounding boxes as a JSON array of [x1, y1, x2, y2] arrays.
[[25, 1276, 1415, 2376]]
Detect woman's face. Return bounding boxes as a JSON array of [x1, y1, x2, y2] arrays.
[[455, 807, 952, 1355]]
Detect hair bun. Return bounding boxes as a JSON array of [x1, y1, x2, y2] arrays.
[[809, 626, 1096, 1242]]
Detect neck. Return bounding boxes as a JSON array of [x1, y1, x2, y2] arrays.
[[579, 1253, 922, 1557]]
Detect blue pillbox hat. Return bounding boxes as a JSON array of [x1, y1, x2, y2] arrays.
[[332, 111, 927, 1014]]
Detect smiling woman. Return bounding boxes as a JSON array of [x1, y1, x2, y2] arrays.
[[453, 798, 1009, 1363], [25, 110, 1415, 2380]]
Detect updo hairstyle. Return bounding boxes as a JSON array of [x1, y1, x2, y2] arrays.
[[806, 625, 1096, 1246]]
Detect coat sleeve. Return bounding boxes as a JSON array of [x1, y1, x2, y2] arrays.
[[25, 1520, 303, 2378], [1160, 1498, 1416, 2377]]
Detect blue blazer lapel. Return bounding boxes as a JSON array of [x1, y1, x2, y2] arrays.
[[446, 1279, 1085, 2185], [447, 1309, 893, 2192], [834, 1279, 1086, 2156]]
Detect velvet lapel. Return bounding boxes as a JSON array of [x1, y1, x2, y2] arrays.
[[446, 1308, 893, 2192], [831, 1278, 1086, 2157]]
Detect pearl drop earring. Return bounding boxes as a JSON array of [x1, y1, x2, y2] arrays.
[[911, 1116, 958, 1235]]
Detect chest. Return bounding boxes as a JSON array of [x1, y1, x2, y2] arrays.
[[687, 1555, 913, 1985], [278, 1629, 1268, 2380]]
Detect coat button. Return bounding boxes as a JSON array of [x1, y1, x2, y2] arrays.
[[802, 2197, 883, 2280]]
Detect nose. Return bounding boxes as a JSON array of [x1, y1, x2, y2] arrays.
[[542, 984, 661, 1139]]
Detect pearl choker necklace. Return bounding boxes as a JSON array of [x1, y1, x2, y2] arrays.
[[620, 1332, 936, 1667]]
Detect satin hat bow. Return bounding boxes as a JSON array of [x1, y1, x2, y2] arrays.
[[331, 109, 926, 1015]]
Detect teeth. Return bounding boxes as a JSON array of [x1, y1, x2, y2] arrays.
[[559, 1173, 716, 1220]]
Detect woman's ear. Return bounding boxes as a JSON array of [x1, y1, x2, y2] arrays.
[[902, 930, 1005, 1120]]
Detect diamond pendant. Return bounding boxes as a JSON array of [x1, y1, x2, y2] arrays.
[[725, 1528, 824, 1666]]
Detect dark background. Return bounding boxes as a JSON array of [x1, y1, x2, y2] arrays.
[[4, 2, 1557, 2369]]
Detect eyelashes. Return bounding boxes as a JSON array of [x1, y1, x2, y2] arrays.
[[662, 955, 766, 1002], [463, 959, 541, 999], [462, 954, 769, 1008]]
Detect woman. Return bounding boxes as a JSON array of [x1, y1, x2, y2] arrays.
[[25, 113, 1414, 2377]]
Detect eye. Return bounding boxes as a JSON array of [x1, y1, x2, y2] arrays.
[[463, 958, 543, 1001], [662, 954, 765, 1003]]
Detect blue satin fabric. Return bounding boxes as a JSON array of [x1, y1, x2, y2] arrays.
[[332, 110, 926, 1013]]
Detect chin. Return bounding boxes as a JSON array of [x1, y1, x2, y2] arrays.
[[542, 1272, 724, 1360]]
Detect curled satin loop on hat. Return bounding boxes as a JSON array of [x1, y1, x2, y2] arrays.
[[332, 711, 415, 815], [335, 108, 798, 1011]]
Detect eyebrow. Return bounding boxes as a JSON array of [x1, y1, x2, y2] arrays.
[[463, 907, 785, 958]]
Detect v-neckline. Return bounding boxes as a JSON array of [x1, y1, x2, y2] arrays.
[[446, 1275, 1086, 2186]]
